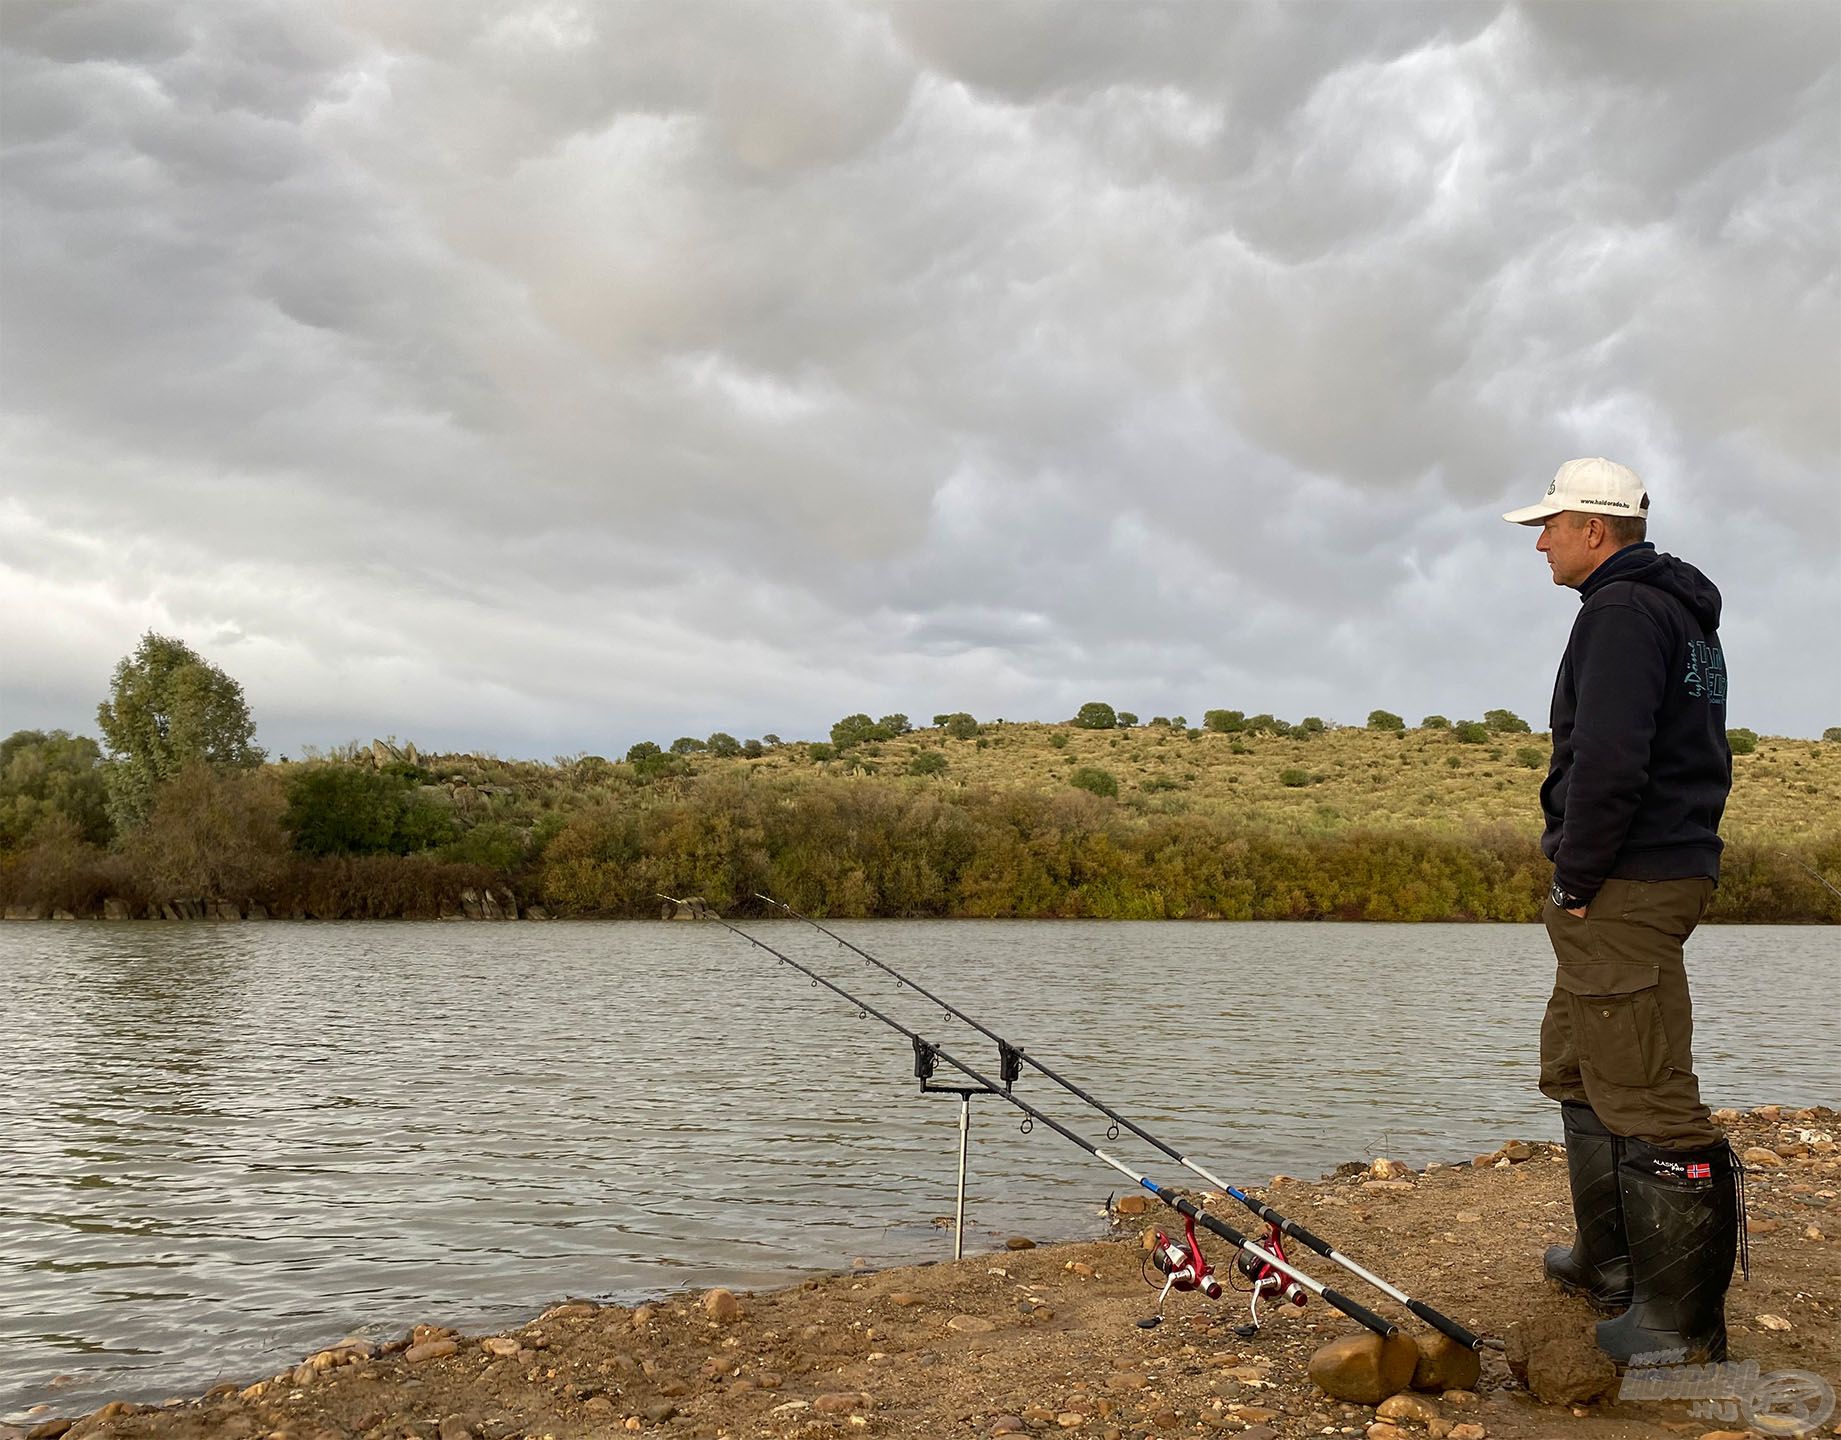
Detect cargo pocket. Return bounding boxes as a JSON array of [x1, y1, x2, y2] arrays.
[[1555, 957, 1668, 1089]]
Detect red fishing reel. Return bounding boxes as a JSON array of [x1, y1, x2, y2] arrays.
[[1138, 1213, 1220, 1326], [1230, 1223, 1309, 1337]]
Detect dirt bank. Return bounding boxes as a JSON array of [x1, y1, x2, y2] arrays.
[[11, 1108, 1836, 1440]]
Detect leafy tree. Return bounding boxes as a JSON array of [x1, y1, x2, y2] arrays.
[[1068, 766, 1118, 798], [831, 714, 887, 749], [669, 736, 707, 755], [0, 730, 112, 848], [878, 713, 912, 736], [908, 750, 948, 777], [762, 734, 782, 746], [1484, 708, 1532, 734], [1148, 716, 1170, 728], [282, 766, 450, 856], [1204, 709, 1245, 733], [1299, 716, 1326, 734], [1824, 727, 1841, 743], [1116, 712, 1138, 727], [931, 714, 952, 727], [1169, 716, 1186, 729], [1727, 727, 1758, 755], [1453, 720, 1490, 744], [742, 739, 765, 758], [1367, 709, 1406, 732], [706, 732, 742, 757], [1421, 715, 1451, 729], [1243, 713, 1285, 735], [95, 632, 265, 831], [626, 741, 662, 764], [624, 741, 683, 780], [941, 712, 981, 740], [1071, 702, 1117, 730], [125, 764, 289, 899]]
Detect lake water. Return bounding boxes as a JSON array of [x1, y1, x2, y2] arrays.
[[2, 919, 1835, 1419]]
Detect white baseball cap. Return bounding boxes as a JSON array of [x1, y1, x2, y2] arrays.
[[1503, 457, 1650, 526]]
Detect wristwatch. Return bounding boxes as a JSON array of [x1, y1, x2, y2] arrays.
[[1550, 878, 1588, 911]]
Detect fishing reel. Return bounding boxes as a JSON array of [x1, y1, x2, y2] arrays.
[[1229, 1224, 1309, 1338], [1137, 1214, 1220, 1327]]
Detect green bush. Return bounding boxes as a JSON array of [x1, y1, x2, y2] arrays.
[[1421, 715, 1450, 729], [1169, 716, 1186, 729], [942, 713, 981, 740], [743, 739, 765, 758], [1072, 702, 1117, 730], [1068, 766, 1118, 798], [1279, 769, 1311, 788], [0, 730, 113, 849], [1139, 775, 1183, 793], [1515, 746, 1546, 769], [1454, 721, 1489, 744], [282, 766, 453, 856], [1117, 711, 1138, 727], [879, 713, 912, 736], [706, 732, 742, 757], [440, 821, 526, 869], [830, 714, 888, 749], [625, 742, 684, 780], [1367, 710, 1405, 731], [1299, 716, 1326, 734], [908, 750, 948, 777], [669, 736, 706, 755], [1204, 709, 1245, 733], [1049, 732, 1069, 749], [1824, 727, 1841, 743], [808, 743, 836, 762], [1149, 716, 1170, 728], [1484, 708, 1532, 734], [1728, 728, 1758, 755]]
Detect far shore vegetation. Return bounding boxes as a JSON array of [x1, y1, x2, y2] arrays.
[[4, 633, 1838, 924]]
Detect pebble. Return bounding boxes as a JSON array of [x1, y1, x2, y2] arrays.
[[1698, 1432, 1753, 1440], [1454, 1211, 1481, 1223], [813, 1392, 870, 1414], [1362, 1179, 1414, 1193], [1447, 1425, 1486, 1440], [889, 1292, 922, 1307], [1711, 1107, 1742, 1122], [1115, 1194, 1151, 1215], [1376, 1394, 1440, 1424], [1367, 1425, 1408, 1440], [1752, 1104, 1782, 1121], [1066, 1261, 1095, 1277], [1005, 1236, 1036, 1250], [991, 1419, 1025, 1436], [948, 1315, 996, 1334], [1756, 1313, 1793, 1331], [1369, 1158, 1411, 1180], [1106, 1371, 1148, 1393], [1056, 1414, 1083, 1429], [405, 1339, 459, 1364], [481, 1337, 520, 1357], [703, 1288, 742, 1324], [1501, 1140, 1534, 1162], [1744, 1147, 1786, 1167], [437, 1417, 473, 1440]]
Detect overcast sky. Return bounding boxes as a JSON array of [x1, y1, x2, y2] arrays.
[[3, 1, 1837, 760]]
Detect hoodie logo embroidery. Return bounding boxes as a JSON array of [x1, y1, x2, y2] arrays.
[[1684, 640, 1727, 705]]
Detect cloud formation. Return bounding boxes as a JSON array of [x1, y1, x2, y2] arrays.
[[4, 0, 1837, 756]]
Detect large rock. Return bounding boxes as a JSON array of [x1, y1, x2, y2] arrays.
[[102, 898, 133, 921], [1411, 1331, 1482, 1392], [704, 1288, 742, 1323], [4, 904, 45, 921], [1307, 1331, 1420, 1404], [1505, 1314, 1616, 1405]]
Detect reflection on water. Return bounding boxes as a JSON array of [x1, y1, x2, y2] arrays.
[[1, 919, 1834, 1417]]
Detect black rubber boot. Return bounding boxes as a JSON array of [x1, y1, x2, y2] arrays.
[[1595, 1138, 1742, 1365], [1543, 1102, 1631, 1311]]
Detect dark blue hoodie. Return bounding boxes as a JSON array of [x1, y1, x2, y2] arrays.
[[1542, 542, 1732, 902]]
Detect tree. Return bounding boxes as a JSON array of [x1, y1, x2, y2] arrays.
[[1116, 711, 1138, 727], [96, 632, 265, 831], [1824, 727, 1841, 743], [1421, 715, 1451, 729], [669, 736, 707, 754], [1072, 701, 1117, 730], [878, 713, 912, 736], [1483, 708, 1532, 734], [127, 764, 290, 899], [1204, 709, 1245, 733], [742, 738, 765, 758], [705, 732, 742, 757], [0, 730, 112, 849], [908, 750, 948, 776], [830, 713, 887, 749], [1453, 720, 1489, 743], [1299, 716, 1326, 734], [941, 712, 981, 740], [281, 765, 454, 856], [1727, 727, 1758, 755], [1366, 710, 1405, 732]]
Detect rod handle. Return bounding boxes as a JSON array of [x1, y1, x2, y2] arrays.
[[1406, 1298, 1485, 1351], [1320, 1287, 1399, 1339]]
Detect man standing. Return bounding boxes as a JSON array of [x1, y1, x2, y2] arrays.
[[1504, 457, 1740, 1365]]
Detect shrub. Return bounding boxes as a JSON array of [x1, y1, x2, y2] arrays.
[[1454, 721, 1489, 744], [742, 739, 765, 758], [762, 734, 782, 746], [1149, 716, 1170, 728], [1728, 728, 1758, 755], [879, 713, 912, 736], [669, 736, 706, 755], [1421, 715, 1450, 729], [1049, 732, 1069, 749], [1299, 716, 1326, 734], [1367, 710, 1405, 731], [283, 766, 416, 856], [1824, 727, 1841, 743], [127, 765, 290, 899], [942, 713, 981, 740], [808, 743, 836, 762], [0, 729, 113, 849], [1068, 766, 1118, 798], [1139, 775, 1183, 793], [1515, 746, 1546, 769], [1446, 755, 1464, 768], [1279, 769, 1311, 788], [1169, 716, 1186, 729], [908, 750, 948, 777], [439, 821, 526, 869], [1072, 702, 1117, 730], [706, 732, 742, 757], [1243, 713, 1284, 735], [1484, 708, 1532, 733], [1204, 709, 1245, 733], [1117, 711, 1138, 727], [625, 742, 684, 781]]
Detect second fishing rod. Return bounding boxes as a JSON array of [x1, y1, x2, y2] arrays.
[[755, 891, 1495, 1352]]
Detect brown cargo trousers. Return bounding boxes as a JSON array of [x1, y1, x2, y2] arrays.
[[1538, 875, 1725, 1149]]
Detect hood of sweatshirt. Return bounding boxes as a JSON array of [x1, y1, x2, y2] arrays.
[[1579, 542, 1723, 631]]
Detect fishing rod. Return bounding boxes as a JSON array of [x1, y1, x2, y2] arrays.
[[1790, 856, 1841, 903], [754, 892, 1495, 1352], [666, 895, 1402, 1341]]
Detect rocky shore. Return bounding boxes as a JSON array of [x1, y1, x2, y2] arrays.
[[9, 1108, 1835, 1440]]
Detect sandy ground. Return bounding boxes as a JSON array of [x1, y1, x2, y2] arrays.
[[9, 1108, 1836, 1440]]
